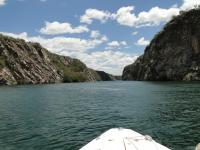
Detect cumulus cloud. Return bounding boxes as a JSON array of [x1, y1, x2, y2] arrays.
[[90, 30, 101, 39], [1, 32, 105, 52], [106, 40, 127, 50], [132, 31, 138, 35], [80, 6, 179, 27], [135, 37, 150, 46], [80, 0, 200, 28], [1, 32, 136, 75], [136, 7, 180, 27], [40, 21, 89, 35], [59, 50, 138, 75], [90, 30, 108, 42], [107, 41, 126, 47], [80, 8, 111, 24], [0, 0, 6, 6], [112, 6, 179, 27], [180, 0, 200, 10], [36, 37, 105, 53], [111, 6, 138, 27]]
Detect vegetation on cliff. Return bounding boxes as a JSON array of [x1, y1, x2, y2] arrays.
[[0, 34, 117, 85]]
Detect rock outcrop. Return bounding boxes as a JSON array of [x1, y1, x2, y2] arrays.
[[95, 71, 118, 81], [0, 34, 116, 85], [123, 8, 200, 81]]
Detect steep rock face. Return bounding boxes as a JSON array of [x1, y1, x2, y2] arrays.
[[0, 34, 116, 85], [95, 71, 117, 81], [123, 9, 200, 81]]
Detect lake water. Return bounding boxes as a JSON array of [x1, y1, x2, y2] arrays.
[[0, 81, 200, 150]]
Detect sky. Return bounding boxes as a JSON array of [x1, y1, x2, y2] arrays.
[[0, 0, 200, 75]]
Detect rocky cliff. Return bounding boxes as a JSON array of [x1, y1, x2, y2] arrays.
[[0, 34, 116, 85], [95, 71, 118, 81], [123, 8, 200, 81]]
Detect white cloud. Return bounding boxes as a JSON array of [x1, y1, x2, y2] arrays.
[[101, 35, 108, 42], [90, 30, 101, 39], [0, 32, 29, 39], [84, 50, 138, 75], [0, 0, 6, 6], [135, 37, 150, 46], [80, 6, 179, 27], [132, 31, 138, 35], [106, 40, 127, 50], [112, 6, 179, 27], [107, 41, 127, 47], [5, 0, 200, 75], [80, 0, 200, 28], [60, 50, 138, 75], [40, 21, 89, 35], [180, 0, 200, 10], [90, 30, 108, 42], [80, 8, 111, 24], [112, 6, 138, 27], [136, 7, 179, 27], [1, 32, 105, 52], [1, 32, 137, 75], [36, 37, 105, 53]]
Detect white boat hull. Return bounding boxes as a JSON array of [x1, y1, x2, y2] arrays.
[[80, 128, 170, 150]]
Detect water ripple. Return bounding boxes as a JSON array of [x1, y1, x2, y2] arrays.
[[0, 82, 200, 150]]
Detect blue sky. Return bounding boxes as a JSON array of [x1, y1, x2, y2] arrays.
[[0, 0, 199, 75]]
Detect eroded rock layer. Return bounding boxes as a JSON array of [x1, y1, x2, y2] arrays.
[[123, 9, 200, 81], [0, 34, 116, 85]]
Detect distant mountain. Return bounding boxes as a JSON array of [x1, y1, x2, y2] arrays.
[[0, 34, 117, 85], [123, 8, 200, 81]]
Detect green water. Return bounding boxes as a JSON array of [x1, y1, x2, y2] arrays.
[[0, 81, 200, 150]]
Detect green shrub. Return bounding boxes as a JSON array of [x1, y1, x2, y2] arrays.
[[69, 59, 87, 72], [48, 52, 89, 83], [0, 56, 6, 69], [62, 68, 87, 83], [63, 75, 73, 83]]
